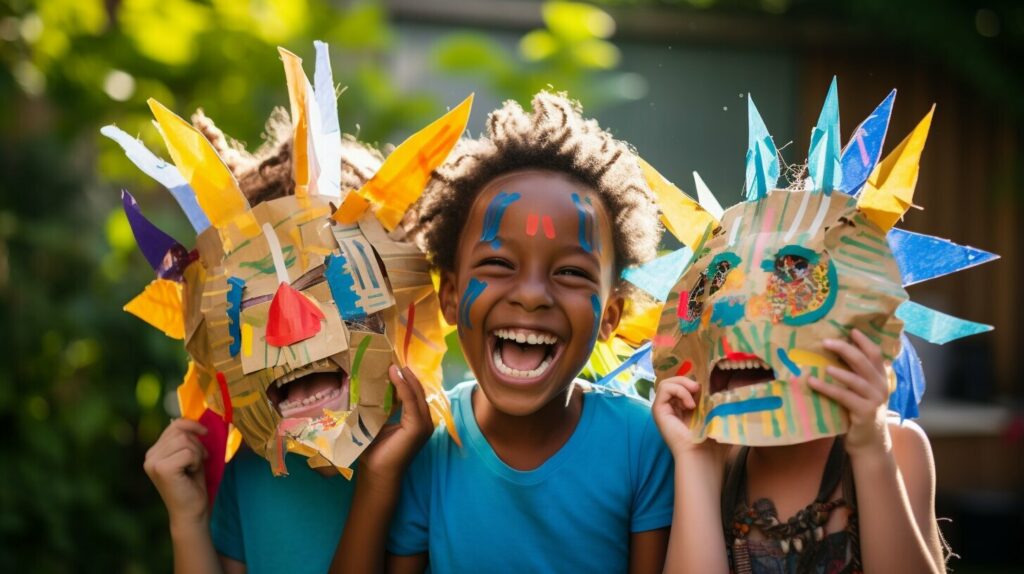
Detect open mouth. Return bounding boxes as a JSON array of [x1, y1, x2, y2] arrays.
[[488, 327, 564, 383], [266, 357, 351, 419], [709, 356, 776, 395]]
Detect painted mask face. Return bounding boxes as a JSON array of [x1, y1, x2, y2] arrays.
[[654, 189, 906, 445], [112, 44, 472, 475], [644, 80, 996, 446]]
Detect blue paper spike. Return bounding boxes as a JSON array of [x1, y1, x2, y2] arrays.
[[744, 95, 779, 201], [807, 77, 842, 195], [839, 89, 895, 196], [621, 248, 692, 301], [595, 343, 652, 387], [888, 333, 925, 420], [887, 228, 999, 286], [121, 190, 182, 272], [101, 125, 211, 233], [896, 301, 993, 345]]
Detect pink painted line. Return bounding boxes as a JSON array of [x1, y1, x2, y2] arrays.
[[750, 207, 776, 268], [676, 291, 688, 318], [789, 377, 813, 438], [525, 214, 539, 237], [542, 215, 556, 239], [855, 128, 870, 167]]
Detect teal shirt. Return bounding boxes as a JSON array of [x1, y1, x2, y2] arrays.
[[387, 381, 674, 573], [210, 448, 355, 573]]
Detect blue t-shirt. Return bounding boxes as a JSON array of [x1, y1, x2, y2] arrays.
[[387, 381, 674, 573], [210, 448, 356, 574]]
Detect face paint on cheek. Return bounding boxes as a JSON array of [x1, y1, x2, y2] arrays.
[[588, 293, 602, 349], [571, 193, 601, 253], [479, 191, 520, 249], [458, 278, 488, 330]]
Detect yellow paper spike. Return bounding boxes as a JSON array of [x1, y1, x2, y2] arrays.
[[354, 94, 474, 231], [332, 192, 370, 224], [148, 98, 250, 229], [638, 158, 720, 249], [225, 426, 243, 463], [614, 303, 660, 347], [124, 278, 185, 339], [177, 361, 207, 421], [858, 106, 935, 231], [279, 47, 311, 198]]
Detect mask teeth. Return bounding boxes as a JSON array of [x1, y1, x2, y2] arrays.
[[716, 358, 771, 371]]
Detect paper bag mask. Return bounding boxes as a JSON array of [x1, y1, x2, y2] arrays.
[[107, 42, 472, 475], [643, 79, 997, 446]]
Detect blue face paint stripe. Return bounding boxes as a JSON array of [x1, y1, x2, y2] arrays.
[[776, 348, 802, 376], [572, 193, 595, 253], [459, 278, 487, 330], [705, 396, 783, 426], [589, 293, 602, 349], [479, 191, 520, 249]]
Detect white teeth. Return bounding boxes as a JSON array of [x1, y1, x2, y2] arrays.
[[278, 387, 343, 414], [493, 328, 558, 345], [715, 358, 772, 371], [492, 348, 552, 379]]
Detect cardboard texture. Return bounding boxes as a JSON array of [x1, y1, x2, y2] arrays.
[[648, 82, 997, 445], [108, 42, 470, 477]]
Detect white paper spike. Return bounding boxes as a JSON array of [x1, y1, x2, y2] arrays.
[[262, 223, 291, 285], [692, 171, 724, 220], [311, 41, 342, 199]]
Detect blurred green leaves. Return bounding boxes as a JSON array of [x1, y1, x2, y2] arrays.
[[434, 1, 647, 108]]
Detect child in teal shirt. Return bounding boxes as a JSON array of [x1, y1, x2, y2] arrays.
[[332, 92, 673, 573]]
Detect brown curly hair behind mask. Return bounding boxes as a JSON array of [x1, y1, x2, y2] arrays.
[[191, 107, 383, 205], [406, 91, 661, 282]]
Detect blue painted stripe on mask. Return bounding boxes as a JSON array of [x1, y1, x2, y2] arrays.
[[776, 347, 802, 376], [325, 252, 365, 319], [704, 396, 783, 426], [226, 277, 245, 356]]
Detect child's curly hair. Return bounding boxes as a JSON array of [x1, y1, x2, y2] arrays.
[[408, 91, 661, 282], [191, 107, 383, 204]]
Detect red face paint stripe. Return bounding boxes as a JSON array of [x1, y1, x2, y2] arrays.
[[525, 214, 539, 237], [542, 215, 556, 239], [216, 371, 233, 424], [402, 301, 416, 363]]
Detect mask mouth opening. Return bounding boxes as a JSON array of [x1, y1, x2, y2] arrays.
[[267, 357, 351, 419], [709, 356, 776, 395]]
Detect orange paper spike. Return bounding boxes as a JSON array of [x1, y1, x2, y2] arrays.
[[279, 47, 311, 198], [265, 282, 326, 347], [858, 106, 935, 231], [123, 278, 185, 339], [354, 94, 474, 230], [177, 361, 207, 421]]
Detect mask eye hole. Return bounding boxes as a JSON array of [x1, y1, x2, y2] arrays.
[[685, 273, 708, 321], [708, 259, 734, 295], [774, 254, 812, 283]]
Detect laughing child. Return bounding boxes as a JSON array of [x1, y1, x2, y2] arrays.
[[330, 91, 674, 573]]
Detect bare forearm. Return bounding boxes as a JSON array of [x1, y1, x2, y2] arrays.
[[851, 450, 940, 574], [170, 518, 223, 574], [330, 474, 401, 574], [664, 453, 729, 574]]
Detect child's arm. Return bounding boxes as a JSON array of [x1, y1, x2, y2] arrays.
[[652, 376, 731, 574], [628, 528, 669, 574], [329, 366, 434, 574], [809, 330, 944, 574], [144, 418, 242, 574]]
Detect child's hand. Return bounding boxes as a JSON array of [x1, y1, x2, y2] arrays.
[[653, 376, 727, 462], [357, 365, 434, 487], [143, 418, 209, 527], [808, 329, 891, 458]]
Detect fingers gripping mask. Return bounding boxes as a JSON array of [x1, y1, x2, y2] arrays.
[[108, 42, 473, 476], [641, 79, 997, 446]]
